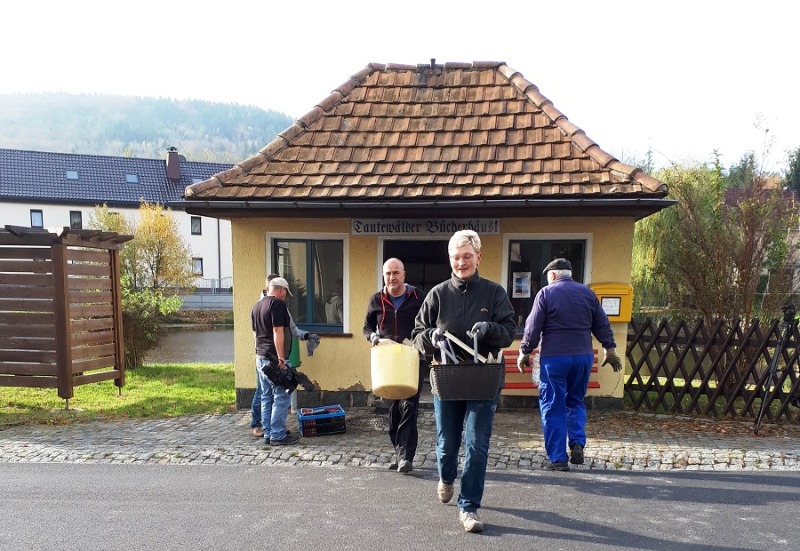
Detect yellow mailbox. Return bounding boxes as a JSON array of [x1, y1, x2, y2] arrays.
[[589, 283, 633, 322]]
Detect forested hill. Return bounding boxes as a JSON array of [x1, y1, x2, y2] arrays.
[[0, 93, 295, 163]]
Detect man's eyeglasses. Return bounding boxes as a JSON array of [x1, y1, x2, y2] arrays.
[[449, 253, 475, 262]]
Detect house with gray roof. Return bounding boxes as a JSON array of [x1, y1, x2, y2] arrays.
[[0, 147, 233, 295]]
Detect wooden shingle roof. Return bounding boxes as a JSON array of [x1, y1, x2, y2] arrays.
[[183, 61, 672, 219]]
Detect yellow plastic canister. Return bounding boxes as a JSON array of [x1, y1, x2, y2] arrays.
[[370, 342, 419, 400]]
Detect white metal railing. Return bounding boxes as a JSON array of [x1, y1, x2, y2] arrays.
[[192, 277, 233, 294]]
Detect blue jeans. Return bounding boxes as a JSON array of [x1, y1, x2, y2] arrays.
[[538, 353, 593, 463], [250, 367, 263, 428], [256, 356, 292, 441], [433, 391, 500, 512]]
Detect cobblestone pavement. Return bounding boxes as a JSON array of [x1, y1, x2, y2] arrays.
[[1, 408, 799, 471]]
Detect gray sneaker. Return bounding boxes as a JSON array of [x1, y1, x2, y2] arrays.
[[459, 509, 484, 533], [437, 480, 454, 503], [397, 459, 413, 474]]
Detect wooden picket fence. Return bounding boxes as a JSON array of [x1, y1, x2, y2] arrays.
[[625, 317, 800, 423]]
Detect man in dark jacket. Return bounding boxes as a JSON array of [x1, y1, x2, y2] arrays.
[[412, 231, 516, 533], [518, 258, 622, 471], [363, 258, 424, 474]]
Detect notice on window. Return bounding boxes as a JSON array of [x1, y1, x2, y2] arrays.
[[512, 272, 531, 298]]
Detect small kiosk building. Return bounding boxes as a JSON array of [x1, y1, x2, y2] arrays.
[[179, 61, 673, 409]]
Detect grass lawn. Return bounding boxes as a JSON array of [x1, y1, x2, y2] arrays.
[[0, 363, 236, 427]]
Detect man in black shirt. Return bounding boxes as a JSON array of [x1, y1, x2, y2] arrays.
[[251, 276, 299, 446]]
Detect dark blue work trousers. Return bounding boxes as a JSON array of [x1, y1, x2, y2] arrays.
[[538, 353, 593, 464]]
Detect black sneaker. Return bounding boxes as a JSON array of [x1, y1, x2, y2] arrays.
[[544, 460, 570, 471], [570, 443, 584, 465], [270, 433, 299, 446]]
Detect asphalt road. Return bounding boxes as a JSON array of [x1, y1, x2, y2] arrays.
[[2, 463, 799, 550]]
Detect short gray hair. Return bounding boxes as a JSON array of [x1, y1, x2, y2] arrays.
[[448, 230, 481, 253], [549, 269, 572, 279]]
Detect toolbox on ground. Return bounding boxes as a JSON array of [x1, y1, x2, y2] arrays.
[[297, 404, 346, 436]]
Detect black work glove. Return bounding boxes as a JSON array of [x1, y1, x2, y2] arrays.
[[369, 332, 381, 347]]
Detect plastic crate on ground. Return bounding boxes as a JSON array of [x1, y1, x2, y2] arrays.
[[297, 404, 346, 436]]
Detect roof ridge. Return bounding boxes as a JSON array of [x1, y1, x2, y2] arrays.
[[0, 147, 211, 164]]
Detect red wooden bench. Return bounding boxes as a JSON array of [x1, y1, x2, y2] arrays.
[[502, 349, 600, 391]]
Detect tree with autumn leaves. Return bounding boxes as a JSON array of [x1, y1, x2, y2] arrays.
[[90, 202, 194, 368]]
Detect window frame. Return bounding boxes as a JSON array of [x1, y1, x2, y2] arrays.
[[192, 257, 204, 276], [268, 232, 349, 333], [30, 209, 44, 228], [190, 216, 202, 235], [502, 233, 593, 331], [125, 173, 139, 184], [69, 210, 83, 230]]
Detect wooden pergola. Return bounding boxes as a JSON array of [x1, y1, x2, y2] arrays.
[[0, 225, 132, 402]]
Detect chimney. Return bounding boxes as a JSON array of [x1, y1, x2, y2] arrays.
[[166, 146, 181, 181]]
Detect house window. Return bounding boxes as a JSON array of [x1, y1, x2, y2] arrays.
[[125, 173, 139, 184], [190, 216, 202, 235], [66, 170, 79, 180], [272, 239, 344, 330], [69, 211, 83, 229], [192, 257, 204, 275], [30, 209, 43, 228], [507, 239, 586, 329]]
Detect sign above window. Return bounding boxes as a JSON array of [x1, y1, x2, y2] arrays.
[[352, 219, 500, 236]]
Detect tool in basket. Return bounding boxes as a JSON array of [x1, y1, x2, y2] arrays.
[[430, 330, 503, 400]]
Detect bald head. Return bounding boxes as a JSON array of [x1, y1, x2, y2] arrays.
[[383, 258, 406, 297]]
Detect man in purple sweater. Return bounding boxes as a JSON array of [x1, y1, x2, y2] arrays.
[[518, 258, 622, 470]]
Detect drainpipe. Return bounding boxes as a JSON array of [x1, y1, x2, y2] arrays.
[[217, 218, 221, 290]]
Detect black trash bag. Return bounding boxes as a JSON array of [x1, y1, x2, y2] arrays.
[[261, 362, 316, 394]]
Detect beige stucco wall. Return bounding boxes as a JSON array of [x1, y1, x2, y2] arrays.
[[233, 215, 635, 400]]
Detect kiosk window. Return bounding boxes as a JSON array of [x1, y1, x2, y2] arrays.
[[507, 239, 586, 329], [273, 239, 344, 332]]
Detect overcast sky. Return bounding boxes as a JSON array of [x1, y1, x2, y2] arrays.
[[3, 1, 797, 171]]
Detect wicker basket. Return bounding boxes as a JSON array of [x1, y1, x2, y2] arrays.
[[430, 362, 503, 401]]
